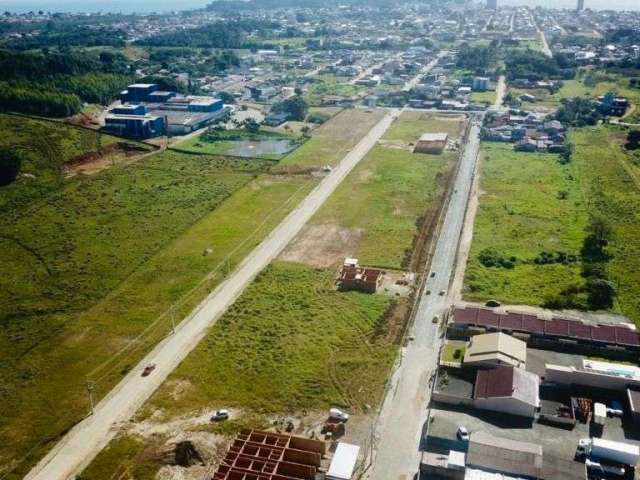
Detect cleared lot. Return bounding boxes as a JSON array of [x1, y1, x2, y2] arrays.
[[78, 111, 461, 479]]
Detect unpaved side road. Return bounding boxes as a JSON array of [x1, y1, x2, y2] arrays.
[[25, 109, 399, 480]]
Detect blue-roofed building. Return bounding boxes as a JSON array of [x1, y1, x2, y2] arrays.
[[104, 113, 165, 138], [111, 104, 147, 116], [120, 83, 159, 103]]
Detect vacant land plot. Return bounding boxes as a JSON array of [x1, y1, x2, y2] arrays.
[[510, 73, 640, 114], [0, 114, 144, 212], [303, 76, 362, 105], [78, 111, 453, 480], [471, 90, 497, 104], [80, 261, 398, 479], [277, 108, 385, 169], [0, 107, 386, 478], [0, 150, 316, 479], [284, 112, 464, 270], [464, 142, 589, 306], [571, 126, 640, 323]]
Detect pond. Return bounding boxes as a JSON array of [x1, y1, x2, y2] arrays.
[[225, 139, 297, 158]]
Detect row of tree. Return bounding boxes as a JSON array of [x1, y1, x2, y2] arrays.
[[135, 20, 280, 49], [0, 82, 82, 117]]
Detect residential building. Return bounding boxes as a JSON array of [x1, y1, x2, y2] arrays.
[[464, 332, 527, 368], [473, 366, 540, 418]]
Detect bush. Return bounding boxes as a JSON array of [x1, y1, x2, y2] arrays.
[[0, 147, 22, 186], [306, 112, 330, 124], [478, 248, 516, 268]]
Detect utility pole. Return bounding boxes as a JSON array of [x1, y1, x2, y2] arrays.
[[85, 379, 96, 415], [171, 307, 176, 334]]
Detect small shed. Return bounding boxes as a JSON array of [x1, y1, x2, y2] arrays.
[[414, 133, 448, 154], [327, 442, 360, 480]]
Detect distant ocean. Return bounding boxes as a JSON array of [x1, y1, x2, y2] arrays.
[[0, 0, 638, 13], [0, 0, 210, 13]]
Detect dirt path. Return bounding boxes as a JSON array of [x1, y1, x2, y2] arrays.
[[494, 76, 507, 109], [451, 149, 481, 302], [25, 109, 400, 480]]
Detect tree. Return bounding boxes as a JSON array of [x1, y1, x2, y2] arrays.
[[242, 118, 260, 134], [217, 91, 236, 104], [625, 130, 640, 150], [0, 147, 23, 186], [581, 216, 613, 263], [586, 278, 616, 309], [272, 95, 308, 121]]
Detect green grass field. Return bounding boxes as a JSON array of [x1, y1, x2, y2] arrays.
[[570, 126, 640, 323], [78, 111, 460, 479], [464, 142, 589, 305], [303, 76, 362, 105], [471, 90, 497, 104], [278, 108, 386, 169], [148, 261, 395, 415], [309, 112, 463, 269], [0, 105, 391, 478], [0, 114, 143, 212]]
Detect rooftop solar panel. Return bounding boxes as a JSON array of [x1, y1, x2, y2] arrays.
[[592, 325, 617, 343], [522, 314, 545, 334]]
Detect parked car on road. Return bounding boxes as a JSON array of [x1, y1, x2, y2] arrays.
[[141, 363, 156, 377], [210, 409, 230, 422]]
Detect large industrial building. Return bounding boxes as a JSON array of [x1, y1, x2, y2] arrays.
[[105, 83, 228, 138]]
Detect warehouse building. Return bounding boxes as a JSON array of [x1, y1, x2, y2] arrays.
[[104, 112, 165, 138], [110, 83, 228, 138]]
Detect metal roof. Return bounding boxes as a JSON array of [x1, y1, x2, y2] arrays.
[[452, 306, 640, 348], [327, 442, 359, 480]]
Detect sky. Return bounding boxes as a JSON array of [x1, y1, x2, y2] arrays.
[[0, 0, 638, 13]]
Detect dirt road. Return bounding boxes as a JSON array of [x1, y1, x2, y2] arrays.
[[494, 75, 507, 109], [25, 109, 399, 480]]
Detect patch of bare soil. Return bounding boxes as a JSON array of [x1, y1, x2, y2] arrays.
[[279, 224, 365, 268], [64, 142, 151, 176]]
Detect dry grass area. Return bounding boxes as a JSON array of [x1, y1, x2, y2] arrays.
[[277, 108, 386, 169], [279, 224, 365, 268]]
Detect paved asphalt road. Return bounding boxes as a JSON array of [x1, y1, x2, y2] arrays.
[[402, 52, 447, 92], [25, 109, 399, 480], [369, 115, 483, 480]]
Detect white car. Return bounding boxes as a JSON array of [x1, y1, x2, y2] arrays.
[[457, 426, 470, 441], [329, 408, 350, 422]]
